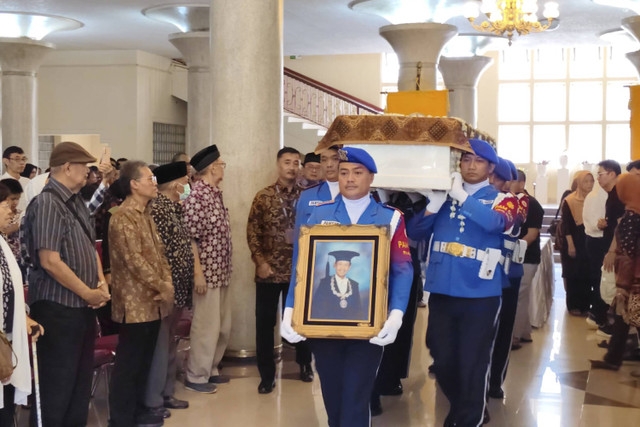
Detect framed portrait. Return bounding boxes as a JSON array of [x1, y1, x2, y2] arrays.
[[292, 224, 391, 339]]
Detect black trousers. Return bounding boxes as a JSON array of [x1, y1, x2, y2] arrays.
[[29, 301, 96, 427], [255, 282, 311, 382], [109, 320, 160, 427], [428, 293, 501, 427], [489, 277, 521, 391], [604, 314, 631, 366], [309, 339, 383, 427], [0, 384, 15, 426], [585, 236, 610, 324], [372, 247, 422, 396]]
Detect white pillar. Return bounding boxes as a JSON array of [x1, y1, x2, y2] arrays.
[[379, 23, 457, 91], [438, 56, 493, 127], [170, 32, 211, 154], [210, 0, 283, 356], [0, 38, 53, 164]]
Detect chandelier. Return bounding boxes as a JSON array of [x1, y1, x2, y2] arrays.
[[464, 1, 560, 46]]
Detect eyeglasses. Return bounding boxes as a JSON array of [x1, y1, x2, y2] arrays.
[[8, 156, 27, 162], [135, 175, 157, 184], [214, 162, 226, 169]]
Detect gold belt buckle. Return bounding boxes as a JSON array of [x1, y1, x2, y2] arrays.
[[445, 242, 465, 257]]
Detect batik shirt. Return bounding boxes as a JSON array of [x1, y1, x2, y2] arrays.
[[247, 181, 302, 283], [183, 180, 232, 288], [152, 194, 194, 308]]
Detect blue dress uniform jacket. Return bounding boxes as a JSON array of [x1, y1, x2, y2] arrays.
[[293, 181, 332, 238], [286, 195, 413, 313], [408, 184, 515, 298]]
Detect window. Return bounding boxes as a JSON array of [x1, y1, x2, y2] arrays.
[[496, 46, 636, 167], [153, 122, 186, 164]]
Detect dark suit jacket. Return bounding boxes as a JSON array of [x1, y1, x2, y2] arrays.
[[310, 275, 365, 321]]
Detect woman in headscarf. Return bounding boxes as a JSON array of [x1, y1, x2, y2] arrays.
[[19, 163, 37, 180], [589, 172, 640, 371], [561, 170, 595, 315]]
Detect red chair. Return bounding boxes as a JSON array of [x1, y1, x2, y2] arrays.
[[91, 319, 117, 412]]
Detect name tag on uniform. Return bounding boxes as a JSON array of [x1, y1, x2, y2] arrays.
[[321, 220, 340, 225], [479, 199, 493, 205], [309, 200, 322, 206]]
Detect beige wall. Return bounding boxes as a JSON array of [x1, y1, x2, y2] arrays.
[[284, 54, 383, 107], [38, 50, 187, 162]]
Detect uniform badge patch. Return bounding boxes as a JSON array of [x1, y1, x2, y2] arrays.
[[321, 220, 340, 225]]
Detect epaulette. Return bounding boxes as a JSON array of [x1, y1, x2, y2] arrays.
[[382, 204, 405, 215]]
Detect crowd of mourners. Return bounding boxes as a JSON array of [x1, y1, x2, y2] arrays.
[[0, 138, 638, 427], [554, 159, 640, 376]]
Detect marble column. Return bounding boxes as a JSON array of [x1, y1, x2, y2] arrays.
[[210, 0, 283, 356], [0, 38, 54, 164], [379, 23, 457, 91], [169, 31, 211, 154], [438, 56, 493, 127]]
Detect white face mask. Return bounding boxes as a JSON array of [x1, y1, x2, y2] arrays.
[[179, 183, 191, 201]]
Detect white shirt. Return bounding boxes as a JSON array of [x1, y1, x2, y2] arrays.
[[583, 184, 607, 238], [327, 180, 340, 200], [24, 172, 49, 206], [343, 194, 370, 224], [463, 179, 490, 196], [0, 172, 31, 212], [335, 275, 349, 294]]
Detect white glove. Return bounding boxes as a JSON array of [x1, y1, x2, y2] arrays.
[[281, 307, 306, 343], [421, 190, 448, 213], [448, 172, 468, 204], [369, 309, 403, 346]]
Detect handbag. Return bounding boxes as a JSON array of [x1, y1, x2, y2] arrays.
[[0, 330, 16, 380], [624, 252, 640, 328], [550, 202, 565, 252]]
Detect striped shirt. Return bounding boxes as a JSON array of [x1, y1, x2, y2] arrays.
[[27, 177, 98, 308]]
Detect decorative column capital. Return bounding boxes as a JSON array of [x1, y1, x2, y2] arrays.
[[169, 31, 210, 69], [438, 56, 493, 89], [0, 38, 54, 73], [626, 50, 640, 78], [622, 15, 640, 44]]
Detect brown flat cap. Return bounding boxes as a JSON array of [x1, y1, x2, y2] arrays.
[[49, 141, 97, 167]]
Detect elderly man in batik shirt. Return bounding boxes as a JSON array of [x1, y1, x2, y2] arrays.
[[140, 161, 195, 418], [247, 147, 313, 395], [183, 145, 232, 394], [109, 160, 174, 427]]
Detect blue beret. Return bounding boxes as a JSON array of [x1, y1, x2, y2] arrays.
[[468, 138, 497, 164], [504, 159, 517, 181], [494, 157, 512, 182], [338, 147, 377, 173]]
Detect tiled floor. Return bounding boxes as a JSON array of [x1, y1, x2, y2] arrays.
[[17, 265, 640, 426]]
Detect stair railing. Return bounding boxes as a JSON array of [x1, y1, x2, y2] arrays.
[[284, 67, 383, 128]]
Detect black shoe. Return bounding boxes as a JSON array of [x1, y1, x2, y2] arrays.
[[135, 412, 164, 427], [379, 383, 403, 396], [163, 396, 188, 409], [300, 364, 314, 383], [258, 379, 276, 394], [141, 406, 170, 419], [483, 408, 490, 424], [589, 359, 620, 371], [208, 375, 231, 384], [428, 364, 435, 374], [370, 395, 383, 417], [597, 339, 610, 349], [488, 387, 504, 399]]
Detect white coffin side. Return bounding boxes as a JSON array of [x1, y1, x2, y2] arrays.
[[349, 144, 453, 191]]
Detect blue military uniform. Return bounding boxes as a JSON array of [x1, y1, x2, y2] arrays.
[[408, 180, 516, 426], [294, 181, 333, 237], [286, 194, 413, 427]]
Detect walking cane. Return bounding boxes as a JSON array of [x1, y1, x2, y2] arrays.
[[30, 325, 43, 427]]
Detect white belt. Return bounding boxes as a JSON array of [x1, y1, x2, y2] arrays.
[[503, 240, 516, 250], [433, 241, 504, 265]]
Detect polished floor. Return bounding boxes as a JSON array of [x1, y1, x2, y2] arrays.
[[16, 265, 640, 426]]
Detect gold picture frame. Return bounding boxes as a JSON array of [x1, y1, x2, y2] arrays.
[[292, 224, 390, 339]]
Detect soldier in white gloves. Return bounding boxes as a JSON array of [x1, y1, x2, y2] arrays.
[[281, 147, 413, 427]]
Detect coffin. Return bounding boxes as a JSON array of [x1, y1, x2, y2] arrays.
[[315, 114, 496, 191]]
